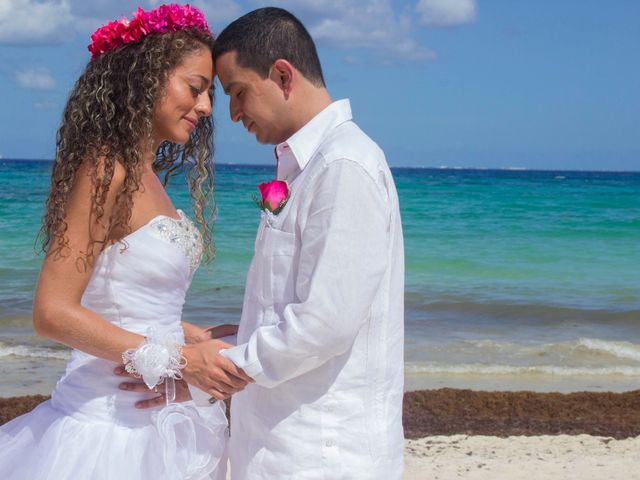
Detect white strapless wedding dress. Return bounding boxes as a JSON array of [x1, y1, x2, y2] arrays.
[[0, 211, 228, 479]]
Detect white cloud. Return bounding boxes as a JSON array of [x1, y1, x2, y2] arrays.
[[0, 0, 74, 44], [15, 68, 56, 90], [0, 0, 138, 45], [0, 0, 475, 62], [416, 0, 477, 27], [0, 0, 230, 45], [260, 0, 436, 62]]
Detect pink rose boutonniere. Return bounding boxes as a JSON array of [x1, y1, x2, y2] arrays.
[[254, 180, 290, 215]]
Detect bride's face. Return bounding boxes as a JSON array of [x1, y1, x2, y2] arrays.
[[152, 48, 214, 146]]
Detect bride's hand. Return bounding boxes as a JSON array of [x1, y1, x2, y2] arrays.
[[115, 367, 193, 409]]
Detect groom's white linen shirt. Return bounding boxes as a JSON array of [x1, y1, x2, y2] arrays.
[[222, 99, 404, 479]]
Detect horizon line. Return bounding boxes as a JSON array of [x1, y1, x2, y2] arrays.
[[2, 157, 639, 174]]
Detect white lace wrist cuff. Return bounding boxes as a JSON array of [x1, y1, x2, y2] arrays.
[[122, 329, 186, 390]]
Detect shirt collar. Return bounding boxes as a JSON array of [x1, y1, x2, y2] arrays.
[[276, 99, 352, 180]]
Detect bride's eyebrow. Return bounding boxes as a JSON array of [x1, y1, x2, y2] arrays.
[[190, 74, 212, 89]]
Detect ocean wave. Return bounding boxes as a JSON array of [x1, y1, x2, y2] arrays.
[[416, 337, 640, 362], [501, 337, 640, 363], [405, 362, 640, 377], [575, 338, 640, 362], [0, 344, 70, 360]]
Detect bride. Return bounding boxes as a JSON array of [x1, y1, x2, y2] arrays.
[[0, 4, 250, 479]]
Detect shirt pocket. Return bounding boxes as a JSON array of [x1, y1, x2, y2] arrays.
[[257, 226, 297, 306]]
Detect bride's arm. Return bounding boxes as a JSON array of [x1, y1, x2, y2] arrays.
[[33, 159, 143, 363], [181, 321, 238, 344], [181, 321, 208, 344]]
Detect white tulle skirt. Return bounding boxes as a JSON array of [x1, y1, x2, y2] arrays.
[[0, 353, 228, 480]]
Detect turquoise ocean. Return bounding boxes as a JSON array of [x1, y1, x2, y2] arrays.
[[1, 159, 639, 395]]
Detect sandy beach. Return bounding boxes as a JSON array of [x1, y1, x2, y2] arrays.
[[2, 388, 639, 479], [404, 434, 640, 479], [401, 388, 640, 479]]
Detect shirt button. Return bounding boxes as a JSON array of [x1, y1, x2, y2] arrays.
[[327, 406, 334, 412], [325, 440, 334, 447]]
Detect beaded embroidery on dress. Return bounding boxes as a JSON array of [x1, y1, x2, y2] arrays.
[[0, 210, 227, 480], [149, 210, 203, 272]]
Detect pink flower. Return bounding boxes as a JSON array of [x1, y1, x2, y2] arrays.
[[121, 9, 149, 43], [146, 5, 171, 30], [88, 19, 126, 58], [88, 4, 210, 60], [258, 180, 290, 214]]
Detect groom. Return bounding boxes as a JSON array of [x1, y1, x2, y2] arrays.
[[211, 7, 405, 479], [119, 6, 405, 478]]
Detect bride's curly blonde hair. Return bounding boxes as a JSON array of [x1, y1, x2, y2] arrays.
[[39, 28, 216, 265]]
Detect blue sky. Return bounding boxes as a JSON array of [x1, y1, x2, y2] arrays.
[[0, 0, 638, 171]]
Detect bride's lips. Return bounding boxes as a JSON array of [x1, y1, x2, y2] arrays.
[[183, 117, 198, 129]]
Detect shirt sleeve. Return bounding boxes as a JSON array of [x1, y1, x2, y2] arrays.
[[221, 158, 391, 387]]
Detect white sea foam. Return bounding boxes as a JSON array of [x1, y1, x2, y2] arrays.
[[0, 344, 70, 360], [421, 337, 640, 363], [405, 337, 640, 377], [405, 362, 640, 377], [575, 338, 640, 362]]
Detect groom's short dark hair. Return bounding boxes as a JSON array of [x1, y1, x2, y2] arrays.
[[213, 7, 326, 88]]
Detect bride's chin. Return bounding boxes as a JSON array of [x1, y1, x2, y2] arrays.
[[168, 135, 190, 146]]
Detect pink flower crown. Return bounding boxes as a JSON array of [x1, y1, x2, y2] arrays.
[[88, 4, 211, 60]]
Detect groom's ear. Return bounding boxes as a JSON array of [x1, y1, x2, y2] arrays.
[[270, 59, 294, 98]]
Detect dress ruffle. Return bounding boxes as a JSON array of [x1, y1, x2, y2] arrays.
[[0, 400, 228, 480]]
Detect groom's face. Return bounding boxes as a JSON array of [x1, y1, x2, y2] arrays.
[[216, 51, 292, 145]]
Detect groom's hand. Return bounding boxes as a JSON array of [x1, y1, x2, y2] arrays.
[[181, 339, 253, 401]]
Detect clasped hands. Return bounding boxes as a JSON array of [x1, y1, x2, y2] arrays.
[[116, 324, 253, 409]]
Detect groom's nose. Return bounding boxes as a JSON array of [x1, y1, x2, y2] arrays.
[[229, 99, 242, 123]]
